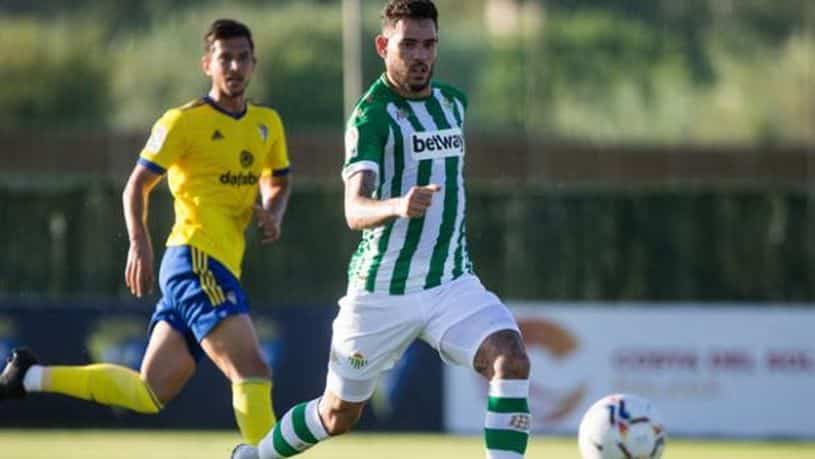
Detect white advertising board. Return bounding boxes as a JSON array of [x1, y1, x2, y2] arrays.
[[444, 304, 815, 438]]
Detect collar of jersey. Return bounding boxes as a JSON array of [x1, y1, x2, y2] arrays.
[[203, 95, 248, 120]]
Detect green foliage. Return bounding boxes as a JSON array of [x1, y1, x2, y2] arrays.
[[473, 4, 815, 145], [543, 12, 662, 92], [0, 18, 111, 129], [110, 4, 346, 129], [692, 35, 815, 145], [110, 15, 206, 130], [110, 1, 483, 130], [253, 6, 345, 128], [0, 1, 813, 145]]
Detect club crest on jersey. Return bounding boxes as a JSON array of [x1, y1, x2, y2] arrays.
[[257, 124, 268, 142], [410, 128, 465, 161], [240, 150, 254, 168], [348, 352, 367, 370]]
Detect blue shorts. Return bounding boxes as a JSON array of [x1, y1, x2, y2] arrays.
[[149, 245, 249, 361]]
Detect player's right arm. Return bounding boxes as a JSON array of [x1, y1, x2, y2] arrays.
[[344, 170, 440, 230], [123, 164, 162, 298], [123, 108, 186, 297], [342, 104, 439, 230]]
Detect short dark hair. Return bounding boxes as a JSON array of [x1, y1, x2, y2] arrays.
[[204, 19, 254, 53], [381, 0, 438, 30]]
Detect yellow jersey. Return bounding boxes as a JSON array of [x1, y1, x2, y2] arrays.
[[138, 97, 290, 279]]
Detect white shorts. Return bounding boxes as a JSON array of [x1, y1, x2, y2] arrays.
[[326, 274, 520, 402]]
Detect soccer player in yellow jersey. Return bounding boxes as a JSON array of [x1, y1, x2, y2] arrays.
[[0, 19, 289, 446]]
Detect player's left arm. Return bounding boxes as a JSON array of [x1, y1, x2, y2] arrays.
[[256, 111, 291, 244], [255, 174, 291, 244]]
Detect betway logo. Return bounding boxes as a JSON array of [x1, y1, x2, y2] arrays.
[[220, 171, 258, 186], [410, 128, 465, 161]]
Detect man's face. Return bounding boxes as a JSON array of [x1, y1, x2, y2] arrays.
[[202, 36, 255, 98], [379, 18, 438, 95]]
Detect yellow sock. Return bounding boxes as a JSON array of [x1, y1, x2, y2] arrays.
[[43, 364, 162, 414], [232, 379, 275, 445]]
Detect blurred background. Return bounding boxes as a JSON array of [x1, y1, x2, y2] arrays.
[[0, 0, 813, 444]]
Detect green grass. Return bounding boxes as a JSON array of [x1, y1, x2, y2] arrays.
[[0, 430, 813, 459]]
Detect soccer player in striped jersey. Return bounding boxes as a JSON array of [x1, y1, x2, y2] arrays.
[[233, 1, 531, 458], [0, 19, 289, 446]]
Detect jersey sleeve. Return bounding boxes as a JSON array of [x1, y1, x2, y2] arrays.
[[342, 104, 388, 183], [262, 111, 290, 177], [138, 109, 187, 174]]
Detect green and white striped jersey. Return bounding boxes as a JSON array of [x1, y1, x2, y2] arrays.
[[343, 75, 474, 295]]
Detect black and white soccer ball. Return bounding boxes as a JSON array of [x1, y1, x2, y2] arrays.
[[578, 394, 666, 459]]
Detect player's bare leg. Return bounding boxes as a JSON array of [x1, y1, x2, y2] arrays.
[[474, 329, 532, 458], [0, 322, 196, 414], [202, 314, 275, 446], [474, 329, 530, 381], [318, 389, 366, 435], [140, 321, 196, 403]]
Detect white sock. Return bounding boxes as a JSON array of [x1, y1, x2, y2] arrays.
[[22, 365, 43, 392], [485, 379, 530, 459], [258, 397, 329, 458]]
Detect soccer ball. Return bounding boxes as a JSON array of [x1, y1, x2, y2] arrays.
[[578, 394, 666, 459]]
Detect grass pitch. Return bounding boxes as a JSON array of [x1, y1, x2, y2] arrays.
[[0, 430, 813, 459]]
